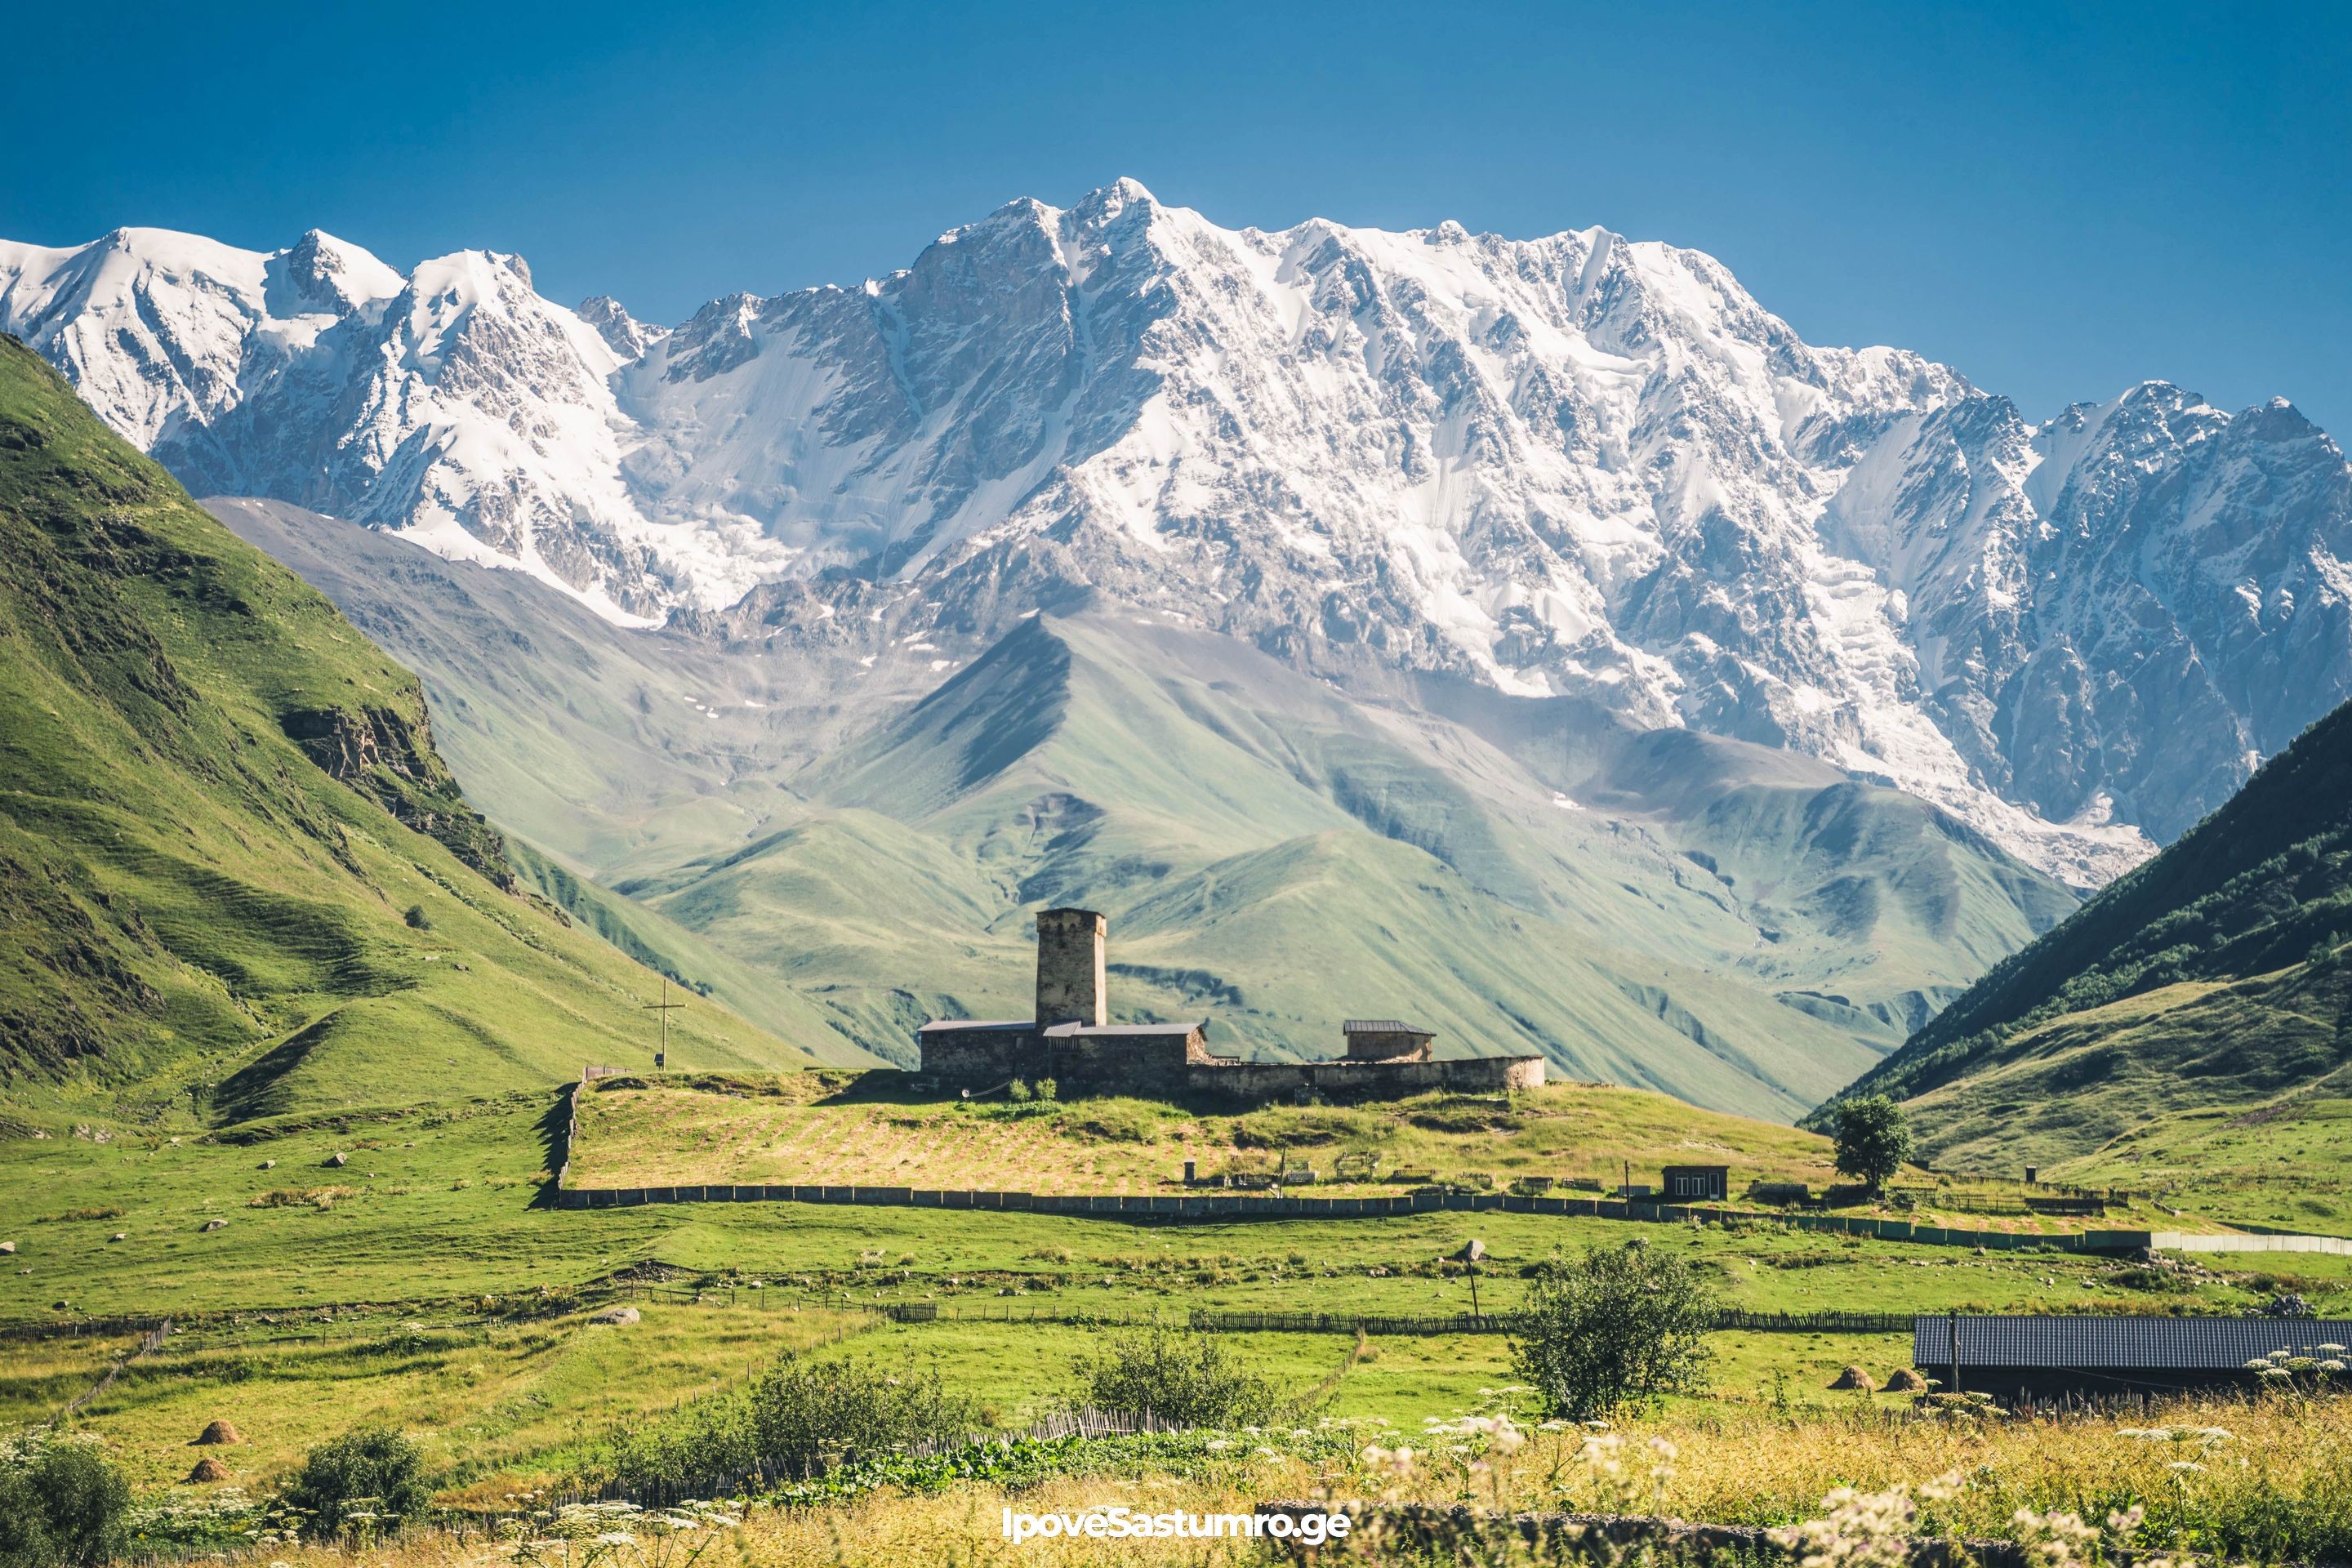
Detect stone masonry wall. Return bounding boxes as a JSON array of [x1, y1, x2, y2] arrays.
[[1035, 908, 1107, 1027]]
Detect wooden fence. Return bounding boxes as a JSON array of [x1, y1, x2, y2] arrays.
[[47, 1320, 170, 1428]]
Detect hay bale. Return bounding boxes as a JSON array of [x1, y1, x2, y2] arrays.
[[590, 1305, 641, 1326], [1827, 1365, 1878, 1392], [194, 1419, 243, 1446], [186, 1457, 234, 1484], [1884, 1367, 1929, 1392]]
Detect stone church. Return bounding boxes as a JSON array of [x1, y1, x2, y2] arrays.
[[917, 907, 1544, 1103]]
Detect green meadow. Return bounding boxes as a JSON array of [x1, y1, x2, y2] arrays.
[[7, 1077, 2348, 1512]]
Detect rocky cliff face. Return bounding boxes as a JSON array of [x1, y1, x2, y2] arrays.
[[7, 183, 2349, 881]]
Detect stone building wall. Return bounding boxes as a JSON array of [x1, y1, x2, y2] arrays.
[[917, 1025, 1037, 1085], [1035, 908, 1107, 1026], [1186, 1053, 1544, 1105], [1343, 1028, 1434, 1062], [1047, 1028, 1199, 1095]]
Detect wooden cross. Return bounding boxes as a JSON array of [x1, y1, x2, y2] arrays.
[[642, 976, 687, 1066]]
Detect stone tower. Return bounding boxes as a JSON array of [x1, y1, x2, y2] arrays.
[[1035, 907, 1107, 1027]]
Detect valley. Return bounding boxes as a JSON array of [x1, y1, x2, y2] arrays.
[[2, 159, 2350, 1568]]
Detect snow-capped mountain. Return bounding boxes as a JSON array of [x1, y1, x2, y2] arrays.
[[6, 182, 2348, 882]]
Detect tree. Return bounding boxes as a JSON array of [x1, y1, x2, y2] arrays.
[[1833, 1096, 1913, 1192], [1510, 1241, 1718, 1419], [1075, 1325, 1277, 1428], [0, 1439, 129, 1566], [281, 1427, 430, 1539]]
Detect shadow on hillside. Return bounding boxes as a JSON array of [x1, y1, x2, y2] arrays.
[[530, 1090, 572, 1209]]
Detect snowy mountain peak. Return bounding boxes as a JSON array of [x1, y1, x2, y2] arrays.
[[577, 294, 665, 359], [6, 188, 2348, 887]]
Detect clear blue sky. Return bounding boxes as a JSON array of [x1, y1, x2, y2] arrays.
[[8, 2, 2348, 433]]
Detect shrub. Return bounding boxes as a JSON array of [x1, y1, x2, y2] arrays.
[[1007, 1078, 1031, 1102], [280, 1426, 429, 1539], [748, 1354, 976, 1472], [0, 1437, 131, 1566], [1833, 1096, 1913, 1192], [1075, 1326, 1277, 1428], [402, 903, 430, 929], [1512, 1241, 1719, 1419]]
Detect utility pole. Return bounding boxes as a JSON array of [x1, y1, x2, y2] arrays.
[[1949, 1308, 1961, 1396], [643, 976, 687, 1067]]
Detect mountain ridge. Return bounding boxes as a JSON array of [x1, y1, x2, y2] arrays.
[[0, 335, 859, 1119], [7, 186, 2350, 887], [1809, 696, 2352, 1165]]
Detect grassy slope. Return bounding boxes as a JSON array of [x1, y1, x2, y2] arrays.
[[568, 1077, 1845, 1195], [2053, 1092, 2352, 1233], [1812, 698, 2352, 1166], [626, 612, 2074, 1117], [0, 337, 808, 1120]]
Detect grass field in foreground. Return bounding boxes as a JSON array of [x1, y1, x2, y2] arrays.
[[71, 1386, 2352, 1568], [6, 1083, 2351, 1535], [18, 1302, 1919, 1499]]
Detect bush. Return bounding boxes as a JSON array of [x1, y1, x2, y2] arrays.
[[280, 1426, 430, 1539], [0, 1437, 131, 1566], [1512, 1241, 1719, 1419], [1075, 1326, 1277, 1428], [402, 903, 430, 929], [604, 1354, 976, 1490]]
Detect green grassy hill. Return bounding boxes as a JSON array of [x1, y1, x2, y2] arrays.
[[0, 336, 840, 1123], [1811, 697, 2352, 1168]]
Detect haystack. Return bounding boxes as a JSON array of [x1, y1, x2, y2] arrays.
[[186, 1457, 234, 1483], [1884, 1367, 1929, 1392], [194, 1419, 243, 1446], [1827, 1365, 1878, 1391]]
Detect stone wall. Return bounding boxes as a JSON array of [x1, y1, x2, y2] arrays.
[[1187, 1054, 1543, 1105], [1048, 1028, 1197, 1095], [918, 1026, 1036, 1085]]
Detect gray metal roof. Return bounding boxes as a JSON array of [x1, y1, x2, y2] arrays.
[[1040, 1022, 1205, 1038], [1343, 1019, 1428, 1033], [1914, 1315, 2352, 1370], [916, 1019, 1036, 1033]]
